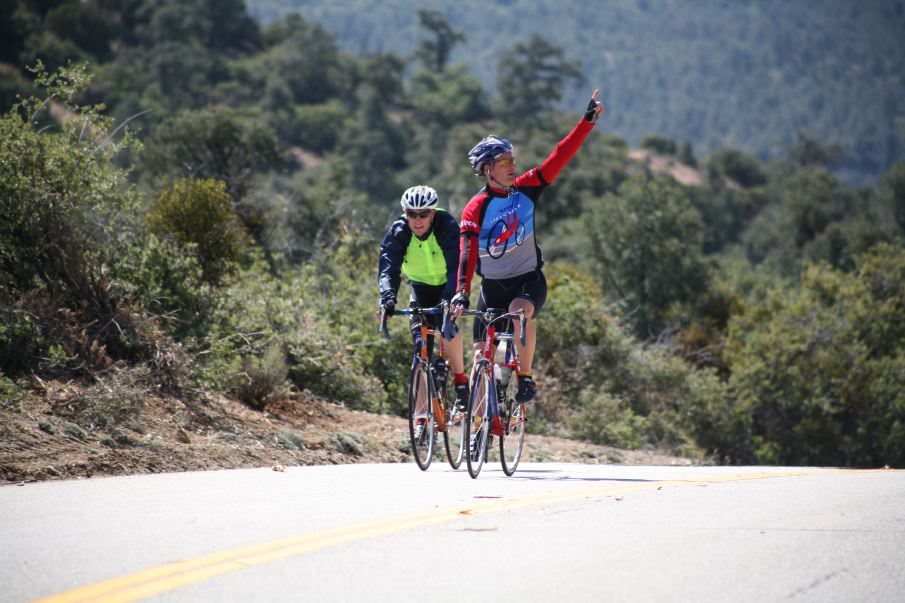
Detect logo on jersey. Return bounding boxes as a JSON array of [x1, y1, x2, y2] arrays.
[[487, 210, 526, 259]]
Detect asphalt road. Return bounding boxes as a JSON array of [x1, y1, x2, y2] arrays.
[[3, 463, 904, 602]]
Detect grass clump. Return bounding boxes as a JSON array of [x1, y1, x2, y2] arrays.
[[276, 428, 306, 450], [330, 431, 366, 456]]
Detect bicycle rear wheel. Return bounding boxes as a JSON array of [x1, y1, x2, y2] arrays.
[[408, 362, 435, 470], [440, 374, 465, 469], [499, 374, 526, 476], [465, 365, 492, 479]]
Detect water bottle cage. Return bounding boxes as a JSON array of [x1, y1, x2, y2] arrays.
[[431, 359, 448, 383]]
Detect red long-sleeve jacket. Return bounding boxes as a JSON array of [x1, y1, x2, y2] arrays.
[[457, 118, 595, 295]]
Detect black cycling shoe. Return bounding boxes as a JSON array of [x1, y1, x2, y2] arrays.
[[515, 375, 537, 403], [454, 382, 469, 412]]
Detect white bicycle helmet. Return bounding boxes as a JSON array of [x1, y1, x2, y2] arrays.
[[400, 185, 439, 210]]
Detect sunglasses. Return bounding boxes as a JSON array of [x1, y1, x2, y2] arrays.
[[405, 210, 433, 219], [493, 157, 515, 167]]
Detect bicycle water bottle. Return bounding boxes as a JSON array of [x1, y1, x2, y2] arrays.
[[495, 341, 511, 385]]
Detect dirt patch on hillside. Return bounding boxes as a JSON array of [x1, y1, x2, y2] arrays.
[[628, 149, 705, 186], [0, 382, 696, 485]]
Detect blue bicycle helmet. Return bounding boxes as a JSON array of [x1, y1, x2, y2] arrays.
[[468, 135, 513, 175]]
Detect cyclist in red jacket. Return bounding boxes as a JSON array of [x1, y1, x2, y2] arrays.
[[451, 89, 605, 403]]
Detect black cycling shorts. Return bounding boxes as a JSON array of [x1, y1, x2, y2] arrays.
[[472, 270, 547, 344], [408, 282, 445, 335]]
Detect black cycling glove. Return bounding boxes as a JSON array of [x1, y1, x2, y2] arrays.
[[450, 291, 469, 310], [584, 97, 601, 122]]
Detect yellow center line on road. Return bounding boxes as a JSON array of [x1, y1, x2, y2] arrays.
[[33, 468, 890, 603]]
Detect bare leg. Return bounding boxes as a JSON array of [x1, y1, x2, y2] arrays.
[[509, 298, 536, 373], [445, 330, 466, 375], [470, 344, 482, 380]]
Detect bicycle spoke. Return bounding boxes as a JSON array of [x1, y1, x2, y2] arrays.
[[409, 363, 435, 471], [500, 357, 525, 476], [440, 373, 465, 469], [466, 367, 491, 479]]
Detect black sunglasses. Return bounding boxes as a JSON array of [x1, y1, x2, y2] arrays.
[[405, 210, 432, 219]]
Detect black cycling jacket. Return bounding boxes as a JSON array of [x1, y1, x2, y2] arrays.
[[378, 209, 460, 307]]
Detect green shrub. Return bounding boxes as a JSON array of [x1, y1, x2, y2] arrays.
[[640, 133, 677, 156], [147, 178, 248, 285], [0, 62, 141, 304], [293, 100, 347, 151], [0, 305, 45, 377], [537, 262, 726, 455], [199, 251, 388, 413], [707, 149, 767, 189], [115, 233, 211, 336], [63, 422, 87, 440], [234, 345, 288, 410], [0, 373, 24, 408], [725, 243, 905, 466], [582, 174, 711, 338], [284, 308, 385, 412], [569, 389, 645, 449], [330, 431, 366, 456], [141, 107, 285, 205], [276, 428, 306, 450], [0, 64, 192, 381]]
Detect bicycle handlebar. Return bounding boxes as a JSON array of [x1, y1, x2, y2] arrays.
[[456, 308, 527, 347], [380, 304, 525, 346], [379, 305, 447, 340]]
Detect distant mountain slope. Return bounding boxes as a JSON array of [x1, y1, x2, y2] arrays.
[[247, 0, 905, 183]]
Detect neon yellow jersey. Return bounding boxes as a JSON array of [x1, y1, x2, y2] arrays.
[[402, 229, 447, 286]]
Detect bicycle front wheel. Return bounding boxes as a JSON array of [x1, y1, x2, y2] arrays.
[[408, 362, 435, 471], [440, 374, 465, 470], [465, 365, 492, 479], [499, 375, 526, 476]]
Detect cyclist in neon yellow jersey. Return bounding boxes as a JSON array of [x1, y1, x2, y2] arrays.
[[379, 185, 469, 413]]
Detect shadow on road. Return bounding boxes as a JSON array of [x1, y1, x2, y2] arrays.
[[500, 469, 658, 483]]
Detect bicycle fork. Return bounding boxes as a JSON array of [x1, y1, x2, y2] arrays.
[[480, 325, 507, 437], [418, 322, 448, 433]]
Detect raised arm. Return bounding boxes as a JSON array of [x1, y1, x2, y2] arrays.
[[528, 88, 605, 185]]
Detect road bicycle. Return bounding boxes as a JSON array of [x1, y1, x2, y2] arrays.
[[455, 308, 528, 478], [381, 305, 466, 470]]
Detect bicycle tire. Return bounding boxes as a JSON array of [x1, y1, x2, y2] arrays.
[[499, 374, 526, 476], [408, 362, 435, 470], [465, 364, 492, 479], [439, 372, 465, 469]]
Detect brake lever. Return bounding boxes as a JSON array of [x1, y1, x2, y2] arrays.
[[379, 308, 390, 340], [440, 303, 456, 341]]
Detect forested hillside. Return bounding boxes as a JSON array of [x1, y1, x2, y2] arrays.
[[2, 0, 904, 470], [247, 0, 905, 185]]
